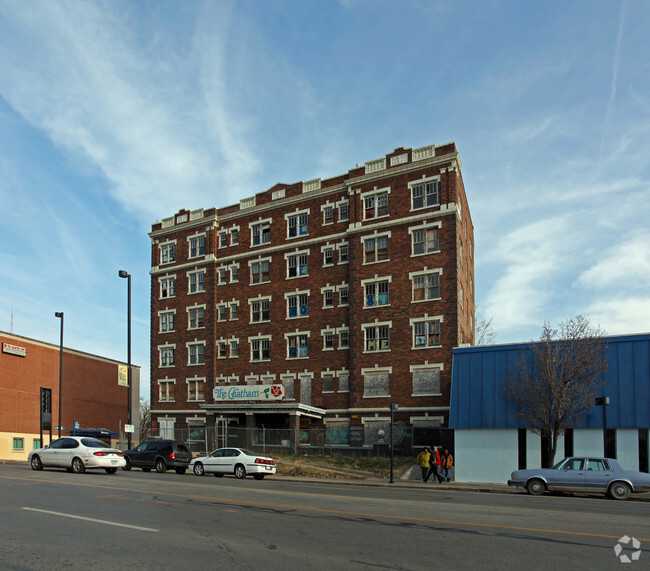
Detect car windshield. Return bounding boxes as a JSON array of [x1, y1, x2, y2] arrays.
[[552, 459, 568, 470], [81, 438, 110, 448]]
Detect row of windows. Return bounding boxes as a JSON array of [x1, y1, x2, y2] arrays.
[[158, 271, 441, 333], [158, 188, 443, 266], [157, 367, 442, 403], [11, 437, 42, 451], [157, 317, 442, 367]]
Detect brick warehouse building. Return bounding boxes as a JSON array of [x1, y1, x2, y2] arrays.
[[149, 142, 474, 453], [0, 331, 141, 461]]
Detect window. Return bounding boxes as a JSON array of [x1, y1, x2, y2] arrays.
[[230, 303, 238, 320], [159, 346, 175, 367], [338, 201, 349, 221], [323, 248, 334, 266], [412, 271, 441, 301], [323, 375, 334, 392], [251, 220, 271, 246], [188, 342, 205, 365], [250, 259, 270, 284], [33, 438, 41, 449], [160, 276, 175, 299], [230, 265, 239, 283], [287, 212, 308, 237], [218, 341, 228, 358], [339, 374, 349, 392], [364, 191, 389, 219], [218, 305, 228, 322], [323, 289, 334, 308], [364, 235, 389, 263], [287, 333, 309, 359], [412, 227, 439, 255], [219, 232, 228, 248], [287, 293, 309, 318], [282, 377, 295, 399], [13, 438, 24, 451], [188, 307, 205, 329], [338, 244, 348, 264], [250, 298, 270, 323], [323, 206, 333, 224], [287, 252, 309, 278], [339, 286, 349, 306], [187, 379, 205, 402], [411, 180, 439, 209], [323, 331, 334, 350], [363, 370, 390, 397], [160, 311, 175, 333], [159, 379, 175, 402], [230, 340, 238, 357], [364, 279, 390, 307], [218, 267, 228, 285], [231, 228, 239, 245], [364, 324, 390, 352], [339, 329, 349, 349], [189, 235, 206, 257], [160, 243, 176, 264], [412, 318, 441, 348], [188, 270, 205, 293], [250, 337, 270, 362]]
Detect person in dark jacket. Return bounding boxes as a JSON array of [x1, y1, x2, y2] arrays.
[[426, 446, 444, 484]]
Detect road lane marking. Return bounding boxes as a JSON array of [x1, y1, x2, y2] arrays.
[[21, 507, 159, 532]]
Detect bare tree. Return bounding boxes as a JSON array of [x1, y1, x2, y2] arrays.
[[139, 398, 152, 443], [475, 315, 496, 345], [503, 315, 608, 467]]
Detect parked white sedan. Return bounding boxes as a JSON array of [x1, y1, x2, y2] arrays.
[[190, 447, 276, 480], [28, 437, 126, 474]]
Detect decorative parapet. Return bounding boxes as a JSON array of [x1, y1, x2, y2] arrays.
[[161, 216, 175, 228], [272, 189, 286, 200], [240, 197, 256, 210], [412, 145, 436, 162], [303, 178, 321, 193], [190, 209, 204, 220], [390, 153, 408, 167], [176, 213, 188, 224], [365, 158, 386, 174]]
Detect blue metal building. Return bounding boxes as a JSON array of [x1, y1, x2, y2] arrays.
[[449, 333, 650, 483]]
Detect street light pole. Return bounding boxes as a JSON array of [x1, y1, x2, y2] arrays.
[[389, 403, 398, 484], [55, 312, 64, 438], [118, 270, 132, 449]]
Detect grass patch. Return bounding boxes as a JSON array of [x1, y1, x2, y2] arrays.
[[276, 454, 415, 478]]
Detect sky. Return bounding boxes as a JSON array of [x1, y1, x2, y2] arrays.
[[1, 0, 649, 400]]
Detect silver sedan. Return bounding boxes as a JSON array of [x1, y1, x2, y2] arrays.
[[190, 447, 276, 480]]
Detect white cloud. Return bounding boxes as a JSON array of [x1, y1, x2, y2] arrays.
[[583, 296, 650, 336]]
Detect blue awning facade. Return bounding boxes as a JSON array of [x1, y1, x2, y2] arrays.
[[449, 333, 650, 430]]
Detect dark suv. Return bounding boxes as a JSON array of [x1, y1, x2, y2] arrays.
[[122, 440, 192, 474]]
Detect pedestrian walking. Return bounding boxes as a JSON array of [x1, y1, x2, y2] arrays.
[[416, 447, 431, 482], [426, 446, 444, 484], [442, 449, 454, 482]]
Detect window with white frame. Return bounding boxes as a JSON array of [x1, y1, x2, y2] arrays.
[[230, 339, 238, 357], [323, 330, 334, 350], [338, 200, 349, 221], [160, 276, 175, 299], [189, 234, 206, 258], [158, 379, 175, 402], [250, 297, 271, 323], [363, 369, 390, 397], [411, 270, 441, 302], [250, 258, 271, 284], [363, 323, 390, 352], [322, 288, 334, 308], [412, 317, 442, 348], [282, 376, 295, 399], [160, 242, 176, 265], [339, 373, 349, 392], [363, 190, 389, 219], [187, 378, 205, 402], [230, 302, 238, 320], [218, 266, 228, 285], [250, 336, 270, 362], [230, 264, 239, 283], [251, 220, 271, 246], [188, 270, 206, 293], [287, 292, 309, 318], [230, 228, 239, 245], [286, 251, 309, 278], [322, 205, 334, 225], [338, 328, 349, 349], [363, 277, 391, 308], [187, 342, 205, 365], [159, 310, 175, 333], [363, 235, 389, 263], [338, 243, 349, 264], [188, 306, 205, 329], [411, 226, 440, 256], [287, 211, 308, 238], [159, 345, 175, 367], [323, 375, 334, 392], [412, 367, 442, 395], [411, 179, 439, 209], [286, 332, 309, 359], [219, 231, 228, 248], [218, 341, 228, 358], [338, 285, 349, 306], [323, 247, 334, 266]]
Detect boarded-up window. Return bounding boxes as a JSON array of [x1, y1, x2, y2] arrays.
[[364, 371, 389, 397], [282, 377, 295, 399], [338, 374, 349, 392], [413, 369, 441, 395], [323, 376, 334, 392], [300, 376, 312, 405]]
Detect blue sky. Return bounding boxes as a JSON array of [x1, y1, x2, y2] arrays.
[[1, 1, 649, 400]]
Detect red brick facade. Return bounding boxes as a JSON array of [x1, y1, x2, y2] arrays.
[[149, 143, 474, 449]]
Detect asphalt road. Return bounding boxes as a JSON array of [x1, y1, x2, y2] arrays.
[[0, 463, 648, 570]]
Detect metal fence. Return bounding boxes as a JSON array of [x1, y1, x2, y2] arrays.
[[148, 423, 454, 459]]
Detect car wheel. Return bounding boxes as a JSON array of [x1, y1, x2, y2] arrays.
[[253, 474, 265, 480], [193, 463, 205, 477], [214, 473, 224, 478], [234, 464, 246, 479], [142, 468, 151, 472], [122, 457, 132, 471], [72, 457, 85, 474], [105, 468, 117, 474], [30, 455, 43, 471], [155, 459, 167, 473], [526, 479, 545, 496], [609, 481, 631, 500], [175, 467, 187, 475]]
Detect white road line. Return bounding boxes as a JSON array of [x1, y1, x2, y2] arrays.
[[21, 508, 159, 532]]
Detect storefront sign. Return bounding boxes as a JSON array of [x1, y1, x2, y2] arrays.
[[213, 384, 285, 402], [2, 342, 26, 357]]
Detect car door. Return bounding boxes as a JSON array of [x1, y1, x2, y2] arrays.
[[130, 442, 150, 468], [584, 458, 614, 492], [547, 458, 586, 491], [39, 438, 63, 467], [204, 448, 225, 473], [224, 449, 241, 473], [58, 438, 81, 468]]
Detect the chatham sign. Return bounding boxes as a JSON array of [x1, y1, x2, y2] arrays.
[[213, 384, 286, 402]]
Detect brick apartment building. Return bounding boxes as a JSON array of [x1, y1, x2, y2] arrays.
[[0, 331, 140, 460], [149, 142, 474, 452]]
